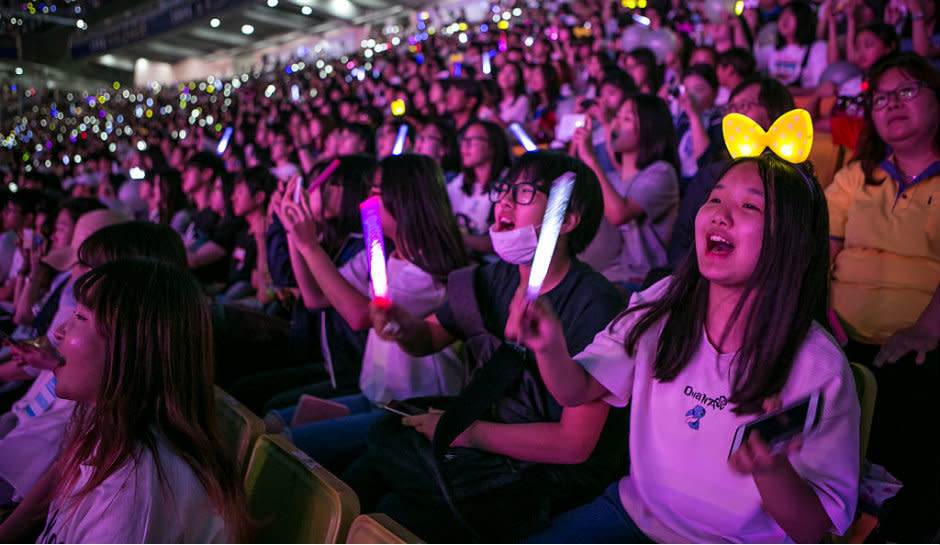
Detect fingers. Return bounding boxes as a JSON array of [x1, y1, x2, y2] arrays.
[[762, 395, 783, 413], [916, 347, 927, 365]]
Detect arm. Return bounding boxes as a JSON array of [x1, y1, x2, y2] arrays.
[[506, 296, 610, 407], [292, 241, 372, 330], [742, 435, 834, 543], [826, 10, 841, 64], [874, 284, 940, 366], [908, 0, 940, 58], [187, 240, 226, 269], [453, 402, 610, 464], [572, 120, 646, 225], [288, 240, 329, 310], [0, 459, 58, 541]]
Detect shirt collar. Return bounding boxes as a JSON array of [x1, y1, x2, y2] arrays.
[[879, 149, 940, 191]]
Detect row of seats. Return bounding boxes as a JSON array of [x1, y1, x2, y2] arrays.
[[214, 388, 423, 544], [216, 363, 877, 544]]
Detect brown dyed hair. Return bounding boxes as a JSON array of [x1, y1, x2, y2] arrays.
[[59, 258, 251, 541]]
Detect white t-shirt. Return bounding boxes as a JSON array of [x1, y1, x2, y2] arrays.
[[0, 370, 74, 503], [602, 162, 680, 284], [499, 94, 531, 125], [575, 279, 861, 543], [339, 251, 464, 404], [756, 41, 828, 88], [447, 173, 494, 236], [37, 441, 227, 544]]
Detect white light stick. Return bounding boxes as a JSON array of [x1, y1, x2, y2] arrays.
[[391, 125, 409, 156], [525, 172, 576, 301], [291, 84, 300, 102], [482, 52, 492, 75], [509, 122, 537, 152], [216, 127, 233, 155]]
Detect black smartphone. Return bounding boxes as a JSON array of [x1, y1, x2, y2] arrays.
[[378, 400, 428, 417], [729, 391, 822, 458]]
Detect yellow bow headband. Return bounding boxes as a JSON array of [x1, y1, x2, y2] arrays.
[[722, 108, 814, 163]]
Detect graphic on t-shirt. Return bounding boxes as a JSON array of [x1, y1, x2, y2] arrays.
[[685, 405, 706, 430]]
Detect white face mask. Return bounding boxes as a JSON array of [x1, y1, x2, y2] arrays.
[[489, 224, 538, 265]]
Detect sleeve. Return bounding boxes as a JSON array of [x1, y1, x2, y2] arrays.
[[337, 249, 372, 296], [434, 298, 464, 340], [802, 42, 829, 88], [210, 219, 243, 252], [628, 162, 680, 222], [790, 355, 861, 535], [573, 320, 636, 408], [45, 468, 150, 543], [265, 214, 296, 288], [502, 95, 530, 124], [824, 163, 863, 240]]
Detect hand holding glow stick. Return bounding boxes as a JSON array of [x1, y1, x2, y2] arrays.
[[359, 195, 399, 334], [510, 122, 538, 152], [525, 172, 576, 301], [391, 125, 409, 156]]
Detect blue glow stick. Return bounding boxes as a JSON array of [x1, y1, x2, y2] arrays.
[[215, 127, 233, 155], [526, 172, 576, 301], [509, 122, 537, 152], [392, 125, 409, 156]]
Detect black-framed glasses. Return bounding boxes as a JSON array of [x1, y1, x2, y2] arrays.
[[870, 81, 928, 111], [488, 181, 545, 205], [719, 102, 762, 116]]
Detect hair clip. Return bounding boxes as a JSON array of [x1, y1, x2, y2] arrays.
[[722, 108, 813, 163]]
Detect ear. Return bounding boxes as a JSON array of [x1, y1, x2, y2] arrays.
[[559, 210, 581, 235], [253, 191, 266, 207]]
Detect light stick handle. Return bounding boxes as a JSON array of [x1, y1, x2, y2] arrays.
[[525, 172, 576, 301]]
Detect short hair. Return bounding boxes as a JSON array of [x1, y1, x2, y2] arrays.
[[717, 47, 757, 79], [626, 47, 665, 90], [77, 221, 188, 270], [600, 68, 638, 95], [57, 197, 108, 225], [683, 63, 719, 91], [235, 166, 278, 208], [856, 23, 899, 51], [186, 151, 225, 180], [730, 75, 796, 121], [448, 79, 483, 110], [342, 123, 377, 156], [8, 189, 43, 215], [504, 151, 604, 256]]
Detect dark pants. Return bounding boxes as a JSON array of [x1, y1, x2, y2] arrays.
[[843, 340, 940, 542]]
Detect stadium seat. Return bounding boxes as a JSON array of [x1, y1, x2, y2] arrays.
[[214, 386, 265, 477], [346, 513, 424, 544], [808, 130, 848, 189], [244, 434, 360, 543]]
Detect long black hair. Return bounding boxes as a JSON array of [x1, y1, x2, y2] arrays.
[[375, 154, 469, 282], [310, 154, 375, 257], [619, 154, 829, 415]]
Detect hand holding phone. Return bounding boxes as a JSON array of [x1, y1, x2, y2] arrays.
[[729, 391, 822, 460], [378, 400, 428, 417]]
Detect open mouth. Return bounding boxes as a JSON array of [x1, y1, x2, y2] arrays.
[[706, 234, 735, 256], [494, 217, 516, 232]]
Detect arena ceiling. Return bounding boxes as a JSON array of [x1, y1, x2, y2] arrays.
[[1, 0, 422, 86]]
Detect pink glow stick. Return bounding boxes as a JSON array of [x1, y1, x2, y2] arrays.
[[306, 158, 341, 194], [359, 195, 390, 306]]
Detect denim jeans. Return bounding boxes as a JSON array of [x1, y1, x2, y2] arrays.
[[523, 482, 652, 544], [275, 394, 382, 471]]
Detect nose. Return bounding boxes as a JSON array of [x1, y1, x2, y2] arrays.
[[53, 322, 67, 343], [710, 203, 732, 226]]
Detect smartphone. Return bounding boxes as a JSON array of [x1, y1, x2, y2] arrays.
[[556, 113, 587, 142], [729, 391, 822, 458], [378, 400, 428, 417]]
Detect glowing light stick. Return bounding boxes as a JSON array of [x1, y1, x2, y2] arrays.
[[525, 172, 576, 301], [392, 125, 409, 156], [305, 158, 340, 194], [215, 126, 233, 155], [359, 196, 390, 305], [453, 61, 462, 78], [482, 52, 492, 75], [509, 122, 537, 152], [291, 84, 300, 102]]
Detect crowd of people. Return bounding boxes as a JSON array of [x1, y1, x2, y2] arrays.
[[0, 0, 937, 541]]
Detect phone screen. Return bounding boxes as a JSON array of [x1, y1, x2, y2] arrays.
[[744, 400, 809, 445], [381, 400, 427, 417]]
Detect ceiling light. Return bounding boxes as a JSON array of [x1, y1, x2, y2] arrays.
[[241, 24, 254, 35], [210, 17, 220, 27]]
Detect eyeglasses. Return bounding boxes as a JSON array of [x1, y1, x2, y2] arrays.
[[488, 181, 545, 205], [870, 81, 928, 111]]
